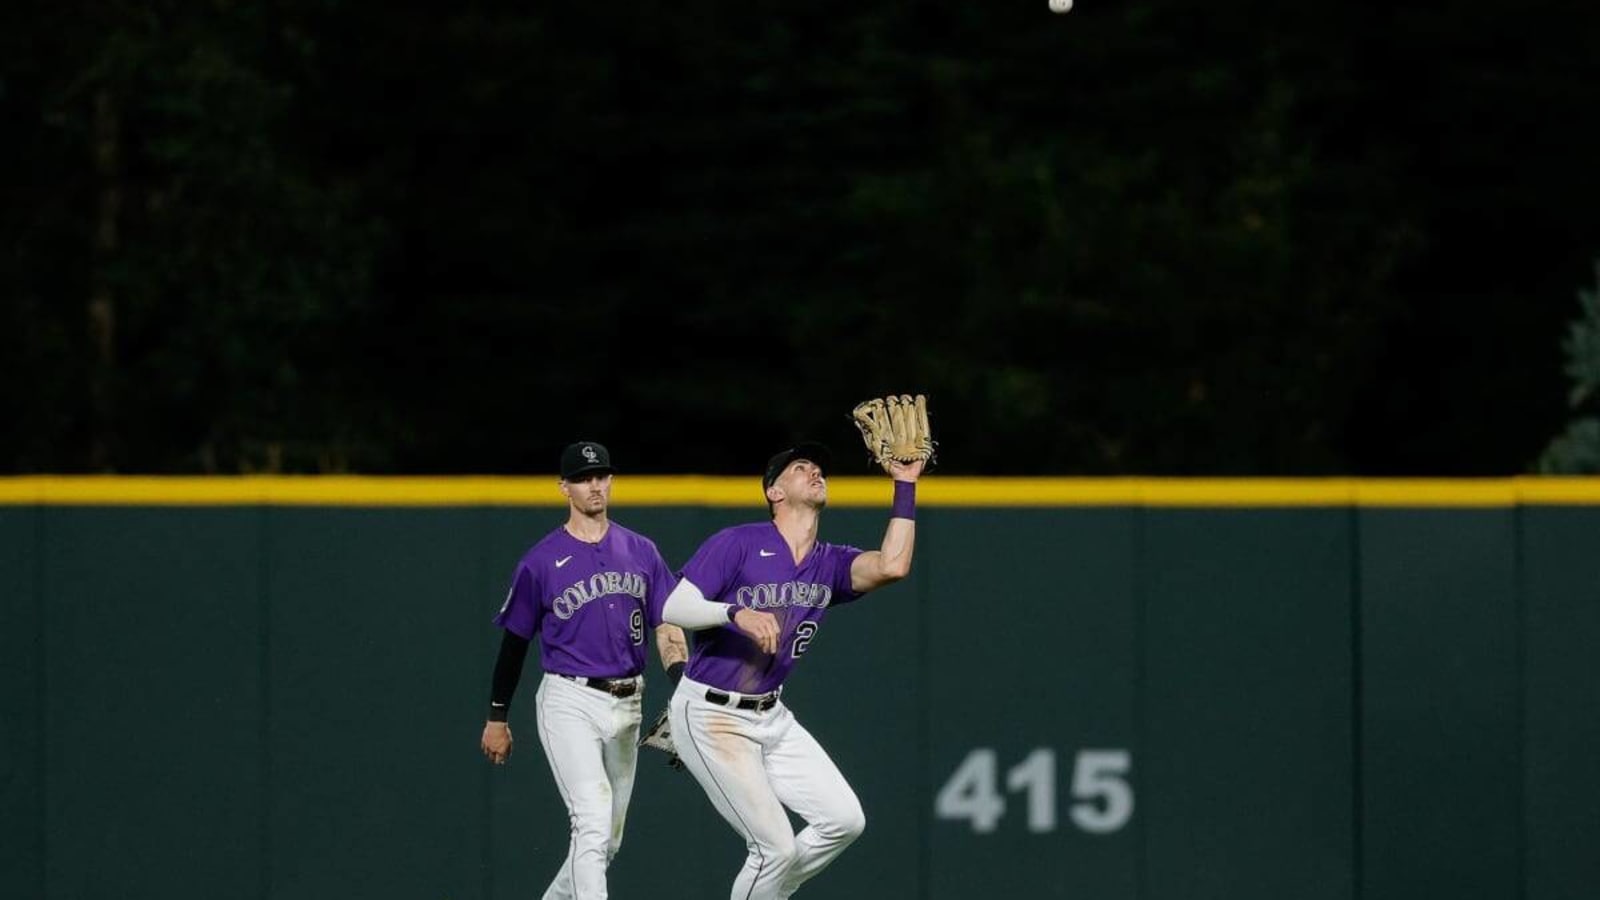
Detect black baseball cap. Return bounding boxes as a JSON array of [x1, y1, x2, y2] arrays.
[[560, 441, 616, 480], [762, 441, 832, 492]]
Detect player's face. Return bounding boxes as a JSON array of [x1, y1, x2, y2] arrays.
[[562, 473, 612, 514], [779, 459, 828, 508]]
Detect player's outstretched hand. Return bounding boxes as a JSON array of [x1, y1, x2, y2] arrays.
[[481, 721, 513, 765], [888, 458, 926, 482], [732, 608, 780, 654]]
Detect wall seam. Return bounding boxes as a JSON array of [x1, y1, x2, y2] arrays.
[[34, 505, 47, 898], [1513, 503, 1527, 900], [915, 530, 932, 900], [258, 505, 273, 900], [1349, 504, 1364, 900], [481, 506, 495, 900], [1133, 504, 1147, 900]]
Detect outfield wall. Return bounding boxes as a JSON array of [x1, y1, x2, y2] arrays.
[[2, 478, 1597, 900]]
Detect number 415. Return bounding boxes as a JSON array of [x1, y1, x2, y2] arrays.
[[935, 748, 1133, 834]]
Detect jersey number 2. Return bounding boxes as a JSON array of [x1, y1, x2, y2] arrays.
[[791, 621, 818, 658]]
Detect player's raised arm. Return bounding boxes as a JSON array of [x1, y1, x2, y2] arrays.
[[850, 458, 925, 594], [669, 434, 921, 898]]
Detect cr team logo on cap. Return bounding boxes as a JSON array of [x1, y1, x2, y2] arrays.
[[560, 440, 615, 479]]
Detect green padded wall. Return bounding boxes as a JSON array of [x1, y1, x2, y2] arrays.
[[0, 508, 40, 898], [922, 509, 1139, 900], [1520, 508, 1600, 899], [1358, 510, 1520, 900], [263, 509, 482, 899], [2, 500, 1596, 900], [40, 509, 263, 900], [1141, 510, 1354, 900]]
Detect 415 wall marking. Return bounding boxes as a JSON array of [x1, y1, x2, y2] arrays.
[[934, 748, 1134, 834]]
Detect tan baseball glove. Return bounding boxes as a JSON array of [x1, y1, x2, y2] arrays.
[[851, 394, 936, 473]]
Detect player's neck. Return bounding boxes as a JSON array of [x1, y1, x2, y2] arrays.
[[564, 513, 609, 544], [772, 506, 820, 559]]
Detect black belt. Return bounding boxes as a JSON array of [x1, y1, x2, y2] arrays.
[[705, 688, 779, 712], [556, 673, 640, 698]]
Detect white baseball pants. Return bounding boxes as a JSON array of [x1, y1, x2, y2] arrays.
[[533, 673, 643, 900], [669, 677, 866, 900]]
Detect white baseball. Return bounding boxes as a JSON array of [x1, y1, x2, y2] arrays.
[[1049, 0, 1073, 11]]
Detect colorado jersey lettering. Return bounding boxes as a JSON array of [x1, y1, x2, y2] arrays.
[[734, 580, 833, 610], [550, 571, 649, 619], [680, 521, 863, 694], [493, 523, 675, 677]]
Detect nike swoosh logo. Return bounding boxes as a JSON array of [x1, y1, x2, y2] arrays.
[[555, 556, 573, 568], [758, 550, 777, 557]]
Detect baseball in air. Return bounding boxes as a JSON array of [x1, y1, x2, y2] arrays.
[[1050, 0, 1073, 11]]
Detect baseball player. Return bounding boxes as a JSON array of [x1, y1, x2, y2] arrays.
[[480, 441, 737, 899], [660, 440, 925, 899]]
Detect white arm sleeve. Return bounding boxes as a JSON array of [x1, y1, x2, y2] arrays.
[[662, 577, 735, 630]]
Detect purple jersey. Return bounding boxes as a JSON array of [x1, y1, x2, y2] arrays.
[[681, 522, 864, 694], [493, 522, 676, 678]]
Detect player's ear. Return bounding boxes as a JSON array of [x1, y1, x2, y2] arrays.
[[765, 484, 783, 504]]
